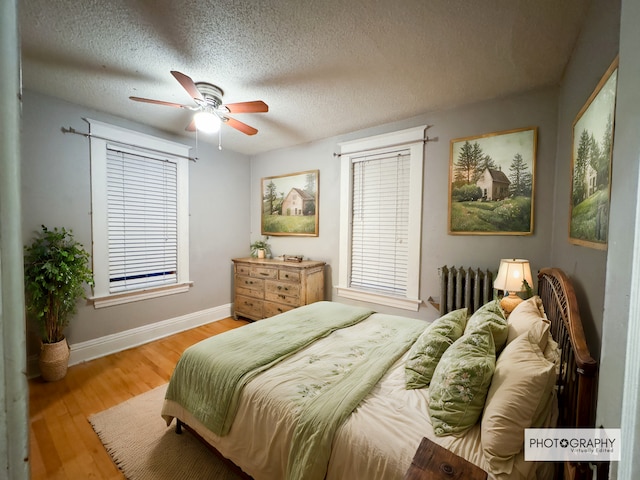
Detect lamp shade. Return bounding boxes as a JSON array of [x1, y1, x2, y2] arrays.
[[194, 111, 221, 133], [494, 258, 533, 293]]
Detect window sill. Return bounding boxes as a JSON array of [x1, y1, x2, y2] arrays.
[[336, 286, 421, 311], [90, 282, 193, 309]]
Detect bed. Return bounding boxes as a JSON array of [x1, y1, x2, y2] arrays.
[[161, 267, 597, 480]]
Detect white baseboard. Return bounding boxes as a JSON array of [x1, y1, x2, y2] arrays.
[[68, 303, 233, 366]]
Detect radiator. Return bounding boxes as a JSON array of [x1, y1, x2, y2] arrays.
[[438, 266, 495, 316]]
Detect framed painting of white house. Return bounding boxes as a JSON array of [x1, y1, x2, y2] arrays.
[[261, 170, 319, 236], [448, 127, 537, 235], [569, 56, 618, 250]]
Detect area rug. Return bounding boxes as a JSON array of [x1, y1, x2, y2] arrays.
[[89, 384, 244, 479]]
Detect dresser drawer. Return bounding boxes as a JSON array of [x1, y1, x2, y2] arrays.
[[235, 264, 251, 276], [265, 291, 300, 307], [278, 269, 301, 282], [235, 275, 264, 292], [251, 266, 278, 279], [234, 295, 263, 320], [264, 301, 295, 317], [265, 281, 301, 298], [236, 285, 261, 298]]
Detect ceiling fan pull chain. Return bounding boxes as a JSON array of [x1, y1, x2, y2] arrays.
[[218, 128, 222, 151], [195, 127, 199, 160]]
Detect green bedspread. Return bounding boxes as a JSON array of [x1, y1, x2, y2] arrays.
[[165, 301, 374, 436], [285, 312, 426, 480], [165, 301, 426, 480]]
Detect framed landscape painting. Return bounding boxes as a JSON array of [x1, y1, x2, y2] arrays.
[[261, 170, 319, 236], [448, 127, 537, 235], [569, 56, 618, 250]]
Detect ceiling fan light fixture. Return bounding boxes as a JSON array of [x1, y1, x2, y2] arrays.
[[194, 111, 221, 133], [130, 71, 266, 136]]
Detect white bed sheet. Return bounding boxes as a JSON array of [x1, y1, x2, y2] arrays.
[[162, 314, 552, 480]]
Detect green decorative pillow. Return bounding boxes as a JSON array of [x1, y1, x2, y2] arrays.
[[405, 308, 468, 389], [465, 300, 508, 353], [429, 325, 496, 436]]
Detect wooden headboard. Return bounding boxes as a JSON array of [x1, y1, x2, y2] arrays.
[[537, 268, 598, 480]]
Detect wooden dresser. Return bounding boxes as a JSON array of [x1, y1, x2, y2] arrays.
[[232, 257, 326, 321]]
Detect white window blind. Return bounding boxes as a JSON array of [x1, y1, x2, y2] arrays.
[[351, 152, 410, 296], [88, 118, 190, 308], [106, 146, 178, 293], [338, 125, 425, 311]]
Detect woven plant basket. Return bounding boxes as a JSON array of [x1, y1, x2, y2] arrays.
[[39, 337, 70, 382]]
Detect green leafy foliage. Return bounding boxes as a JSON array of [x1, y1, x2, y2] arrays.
[[450, 197, 531, 232], [452, 184, 483, 202], [262, 215, 316, 234], [570, 189, 609, 243], [24, 226, 94, 343], [250, 236, 271, 257]]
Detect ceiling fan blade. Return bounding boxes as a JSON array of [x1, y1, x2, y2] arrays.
[[223, 100, 269, 114], [185, 118, 196, 132], [129, 96, 190, 109], [224, 116, 258, 135], [171, 70, 204, 102]]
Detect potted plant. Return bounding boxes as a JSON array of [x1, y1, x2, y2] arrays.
[[24, 225, 93, 381], [250, 236, 271, 259]]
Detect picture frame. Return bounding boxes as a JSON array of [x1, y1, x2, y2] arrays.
[[261, 170, 319, 236], [448, 127, 537, 235], [569, 56, 618, 250]]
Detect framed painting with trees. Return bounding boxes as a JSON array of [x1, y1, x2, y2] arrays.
[[449, 127, 537, 235], [569, 56, 618, 250], [261, 170, 319, 236]]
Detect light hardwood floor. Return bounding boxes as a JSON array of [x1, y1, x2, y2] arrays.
[[28, 317, 248, 480]]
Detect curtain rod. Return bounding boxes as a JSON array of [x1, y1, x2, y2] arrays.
[[333, 126, 437, 158], [60, 127, 198, 162]]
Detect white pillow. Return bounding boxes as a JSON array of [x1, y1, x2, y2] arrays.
[[481, 321, 556, 475], [506, 295, 549, 346]]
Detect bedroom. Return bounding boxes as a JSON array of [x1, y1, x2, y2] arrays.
[[2, 0, 640, 478]]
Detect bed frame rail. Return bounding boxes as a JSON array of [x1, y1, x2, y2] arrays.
[[537, 268, 598, 480]]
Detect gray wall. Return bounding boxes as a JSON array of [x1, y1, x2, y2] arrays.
[[21, 91, 251, 347], [543, 0, 639, 466], [599, 0, 640, 458], [550, 0, 621, 361], [251, 86, 560, 322]]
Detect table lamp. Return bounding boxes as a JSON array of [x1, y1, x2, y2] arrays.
[[494, 258, 533, 314]]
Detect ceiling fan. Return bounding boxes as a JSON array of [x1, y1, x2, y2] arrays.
[[129, 71, 268, 136]]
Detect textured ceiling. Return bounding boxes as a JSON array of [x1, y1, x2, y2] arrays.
[[20, 0, 590, 156]]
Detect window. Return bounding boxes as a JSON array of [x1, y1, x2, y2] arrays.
[[88, 119, 191, 308], [337, 126, 426, 311]]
